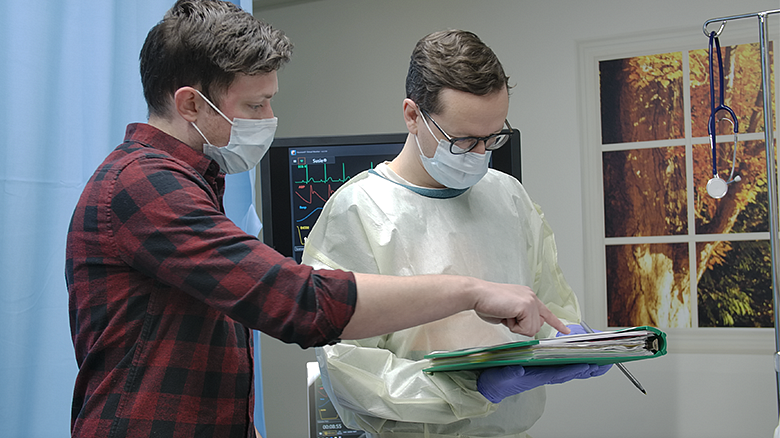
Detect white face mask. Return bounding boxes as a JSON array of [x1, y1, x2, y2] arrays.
[[415, 114, 491, 189], [190, 90, 277, 174]]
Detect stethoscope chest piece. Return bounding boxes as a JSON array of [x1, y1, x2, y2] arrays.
[[707, 176, 729, 199]]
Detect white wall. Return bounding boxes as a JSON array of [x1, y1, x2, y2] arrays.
[[255, 1, 780, 437]]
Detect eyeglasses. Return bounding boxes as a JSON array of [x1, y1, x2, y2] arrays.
[[421, 109, 513, 154]]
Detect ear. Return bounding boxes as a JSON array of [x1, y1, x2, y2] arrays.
[[403, 98, 421, 135], [174, 87, 202, 123]]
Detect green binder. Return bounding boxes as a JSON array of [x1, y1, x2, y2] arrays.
[[423, 326, 667, 373]]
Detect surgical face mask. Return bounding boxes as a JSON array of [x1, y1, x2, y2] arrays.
[[415, 115, 491, 189], [190, 90, 278, 174]]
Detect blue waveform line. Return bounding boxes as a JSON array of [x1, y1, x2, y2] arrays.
[[296, 207, 323, 222]]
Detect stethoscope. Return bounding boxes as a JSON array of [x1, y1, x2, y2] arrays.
[[707, 30, 741, 199]]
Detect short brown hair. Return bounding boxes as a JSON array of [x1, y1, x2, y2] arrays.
[[406, 30, 510, 114], [140, 0, 293, 118]]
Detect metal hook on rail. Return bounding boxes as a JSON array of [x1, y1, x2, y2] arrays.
[[703, 20, 727, 38]]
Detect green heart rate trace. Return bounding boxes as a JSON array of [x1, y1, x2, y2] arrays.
[[295, 162, 352, 185], [286, 143, 405, 262]]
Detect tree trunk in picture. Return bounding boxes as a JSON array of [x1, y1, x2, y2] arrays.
[[601, 53, 689, 328], [603, 146, 690, 328], [607, 243, 690, 327]]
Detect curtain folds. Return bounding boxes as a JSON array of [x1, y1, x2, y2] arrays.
[[0, 1, 265, 435]]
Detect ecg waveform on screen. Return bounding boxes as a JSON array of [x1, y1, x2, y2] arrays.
[[292, 162, 353, 247], [295, 162, 351, 185], [316, 385, 339, 421], [290, 152, 401, 258], [295, 184, 337, 205]]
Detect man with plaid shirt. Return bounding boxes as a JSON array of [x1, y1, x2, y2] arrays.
[[65, 1, 570, 437]]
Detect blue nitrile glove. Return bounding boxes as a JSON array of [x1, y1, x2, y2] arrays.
[[556, 323, 588, 337], [478, 323, 613, 403], [477, 363, 603, 403], [556, 323, 612, 378]]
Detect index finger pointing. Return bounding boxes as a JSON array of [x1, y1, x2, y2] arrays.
[[539, 303, 569, 334]]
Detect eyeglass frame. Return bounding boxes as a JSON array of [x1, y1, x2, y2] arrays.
[[420, 108, 514, 155]]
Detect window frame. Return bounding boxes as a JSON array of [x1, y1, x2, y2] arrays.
[[577, 26, 778, 353]]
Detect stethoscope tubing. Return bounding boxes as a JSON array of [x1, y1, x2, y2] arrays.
[[708, 31, 739, 179]]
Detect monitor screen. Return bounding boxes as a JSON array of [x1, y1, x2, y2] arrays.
[[259, 131, 521, 262], [306, 362, 363, 437]]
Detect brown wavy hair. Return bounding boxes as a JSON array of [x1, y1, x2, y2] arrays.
[[140, 0, 293, 118], [406, 29, 510, 114]]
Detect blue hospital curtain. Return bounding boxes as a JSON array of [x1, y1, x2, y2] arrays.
[[0, 0, 266, 436]]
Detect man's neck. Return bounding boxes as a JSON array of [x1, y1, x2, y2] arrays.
[[148, 114, 203, 153], [388, 135, 445, 189]]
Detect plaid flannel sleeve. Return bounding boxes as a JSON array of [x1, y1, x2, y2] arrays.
[[108, 153, 356, 347]]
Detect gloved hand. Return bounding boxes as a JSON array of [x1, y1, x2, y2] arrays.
[[555, 323, 612, 379], [477, 363, 607, 403], [556, 323, 588, 337], [478, 323, 613, 403]]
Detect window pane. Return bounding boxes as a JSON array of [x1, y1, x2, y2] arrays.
[[600, 53, 684, 144], [697, 240, 773, 327], [606, 243, 691, 328], [603, 147, 687, 237], [692, 140, 769, 234]]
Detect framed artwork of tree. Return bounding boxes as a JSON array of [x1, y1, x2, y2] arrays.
[[578, 27, 778, 352]]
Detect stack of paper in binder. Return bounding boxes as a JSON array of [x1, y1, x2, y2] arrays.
[[423, 326, 667, 373]]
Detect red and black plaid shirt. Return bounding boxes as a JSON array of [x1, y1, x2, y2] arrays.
[[66, 123, 356, 437]]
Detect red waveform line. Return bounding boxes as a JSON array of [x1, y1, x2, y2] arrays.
[[295, 184, 337, 204]]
